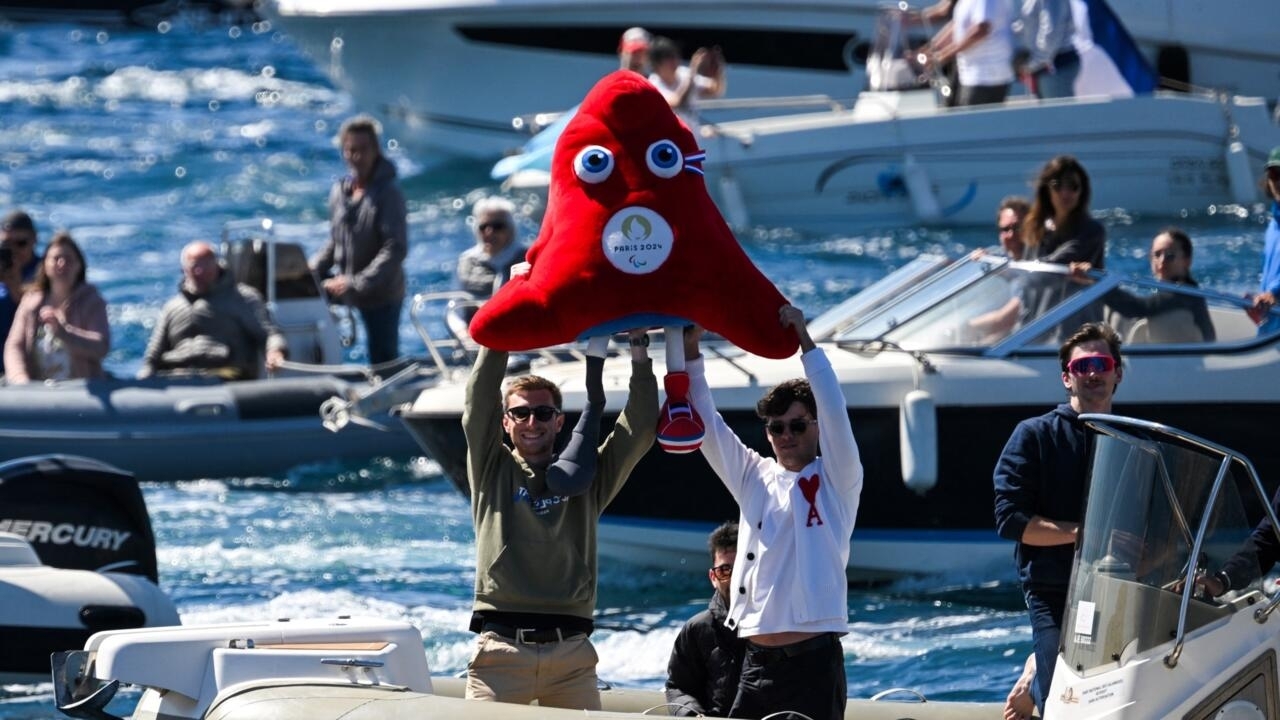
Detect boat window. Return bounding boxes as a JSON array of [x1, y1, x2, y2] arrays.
[[833, 255, 999, 346], [1095, 279, 1258, 346], [874, 261, 1094, 350], [1061, 424, 1267, 678], [809, 255, 950, 341]]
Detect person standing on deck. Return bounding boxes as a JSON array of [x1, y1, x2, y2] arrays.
[[683, 305, 863, 720], [995, 322, 1124, 719]]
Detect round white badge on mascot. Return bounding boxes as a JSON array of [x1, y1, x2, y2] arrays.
[[601, 206, 673, 275]]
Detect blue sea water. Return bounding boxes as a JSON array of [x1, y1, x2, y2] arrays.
[[0, 11, 1274, 718]]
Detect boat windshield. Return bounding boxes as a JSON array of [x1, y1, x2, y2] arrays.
[[827, 255, 1268, 352], [1061, 416, 1276, 678]]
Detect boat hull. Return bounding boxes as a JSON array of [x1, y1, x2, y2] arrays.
[[0, 376, 423, 482], [403, 396, 1280, 581]]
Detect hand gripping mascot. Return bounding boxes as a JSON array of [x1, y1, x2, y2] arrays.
[[470, 70, 796, 454]]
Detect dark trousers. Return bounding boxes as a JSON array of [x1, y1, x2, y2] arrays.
[[1026, 587, 1066, 716], [358, 300, 402, 366], [957, 82, 1010, 107], [729, 633, 846, 720]]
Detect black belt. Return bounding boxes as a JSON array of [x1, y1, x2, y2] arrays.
[[481, 622, 582, 644], [746, 633, 839, 662]]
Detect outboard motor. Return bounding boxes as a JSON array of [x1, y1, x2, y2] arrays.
[[0, 454, 159, 581], [0, 455, 178, 683]]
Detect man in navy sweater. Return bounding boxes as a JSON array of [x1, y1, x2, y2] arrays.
[[994, 321, 1124, 719]]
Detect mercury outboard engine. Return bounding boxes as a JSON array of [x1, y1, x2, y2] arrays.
[[0, 455, 178, 683], [0, 454, 159, 581]]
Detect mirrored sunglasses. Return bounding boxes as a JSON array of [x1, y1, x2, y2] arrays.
[[1067, 354, 1116, 376], [505, 405, 560, 422], [766, 418, 815, 436]]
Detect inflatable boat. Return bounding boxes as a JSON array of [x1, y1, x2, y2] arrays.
[[0, 230, 435, 483], [1, 455, 178, 685], [51, 415, 1280, 718]]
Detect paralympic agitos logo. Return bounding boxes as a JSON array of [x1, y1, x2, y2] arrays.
[[602, 207, 673, 274]]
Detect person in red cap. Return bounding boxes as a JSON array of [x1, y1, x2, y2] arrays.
[[618, 26, 650, 74]]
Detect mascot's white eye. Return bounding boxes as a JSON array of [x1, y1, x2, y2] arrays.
[[646, 140, 682, 178], [574, 145, 614, 183]]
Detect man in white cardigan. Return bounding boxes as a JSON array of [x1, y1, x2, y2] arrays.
[[683, 305, 863, 720]]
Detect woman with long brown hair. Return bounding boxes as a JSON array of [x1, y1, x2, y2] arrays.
[[3, 231, 109, 383], [1022, 155, 1106, 268]]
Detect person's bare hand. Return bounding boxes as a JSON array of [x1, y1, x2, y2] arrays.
[[38, 306, 66, 336], [323, 275, 350, 298], [683, 324, 705, 360], [265, 348, 286, 371], [1068, 261, 1095, 284]]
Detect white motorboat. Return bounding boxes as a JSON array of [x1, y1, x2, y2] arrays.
[[0, 455, 178, 685], [399, 254, 1280, 582], [49, 414, 1280, 719], [0, 225, 434, 483], [700, 86, 1280, 233], [259, 0, 1280, 164]]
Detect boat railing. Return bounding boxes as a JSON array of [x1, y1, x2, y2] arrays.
[[408, 292, 605, 378], [697, 94, 853, 114]]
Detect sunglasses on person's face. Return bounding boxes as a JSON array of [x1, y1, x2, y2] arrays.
[[1066, 354, 1116, 376], [1268, 167, 1280, 181], [710, 563, 733, 580], [505, 405, 561, 422], [3, 236, 32, 249], [998, 223, 1018, 234], [765, 418, 815, 436], [479, 222, 509, 232], [1049, 178, 1081, 193]]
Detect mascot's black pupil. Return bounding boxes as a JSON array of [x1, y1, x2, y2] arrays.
[[657, 148, 674, 163], [586, 152, 606, 169]]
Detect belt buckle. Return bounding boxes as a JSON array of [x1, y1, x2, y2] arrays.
[[516, 627, 560, 644]]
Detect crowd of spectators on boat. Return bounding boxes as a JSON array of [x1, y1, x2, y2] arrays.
[[914, 0, 1088, 106]]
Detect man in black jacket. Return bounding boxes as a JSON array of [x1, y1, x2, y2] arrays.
[[664, 521, 746, 717]]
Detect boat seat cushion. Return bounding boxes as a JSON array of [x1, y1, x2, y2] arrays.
[[469, 70, 798, 359]]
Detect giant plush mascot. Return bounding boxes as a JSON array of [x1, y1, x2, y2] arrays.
[[470, 70, 796, 452]]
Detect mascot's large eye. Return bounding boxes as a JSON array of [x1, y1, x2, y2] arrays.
[[574, 145, 614, 184], [646, 140, 682, 178]]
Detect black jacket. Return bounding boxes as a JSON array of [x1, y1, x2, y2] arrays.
[[664, 592, 746, 717]]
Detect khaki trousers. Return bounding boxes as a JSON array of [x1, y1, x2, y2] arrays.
[[464, 630, 601, 710]]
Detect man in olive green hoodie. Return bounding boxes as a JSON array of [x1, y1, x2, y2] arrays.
[[462, 331, 657, 709]]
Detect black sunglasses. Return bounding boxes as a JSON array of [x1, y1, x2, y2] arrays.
[[711, 563, 733, 579], [765, 418, 815, 436], [505, 405, 560, 422], [4, 237, 32, 249], [997, 223, 1018, 233], [479, 221, 509, 232], [1049, 178, 1081, 192]]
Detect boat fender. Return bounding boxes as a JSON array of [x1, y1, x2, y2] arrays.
[[902, 154, 941, 222], [899, 390, 937, 495], [1225, 140, 1257, 206], [717, 172, 751, 230]]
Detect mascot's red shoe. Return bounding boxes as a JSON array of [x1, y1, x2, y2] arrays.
[[656, 371, 704, 454]]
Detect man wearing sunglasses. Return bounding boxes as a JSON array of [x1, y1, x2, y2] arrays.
[[683, 304, 862, 720], [0, 210, 42, 376], [664, 521, 746, 717], [461, 334, 656, 710], [993, 322, 1123, 720]]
